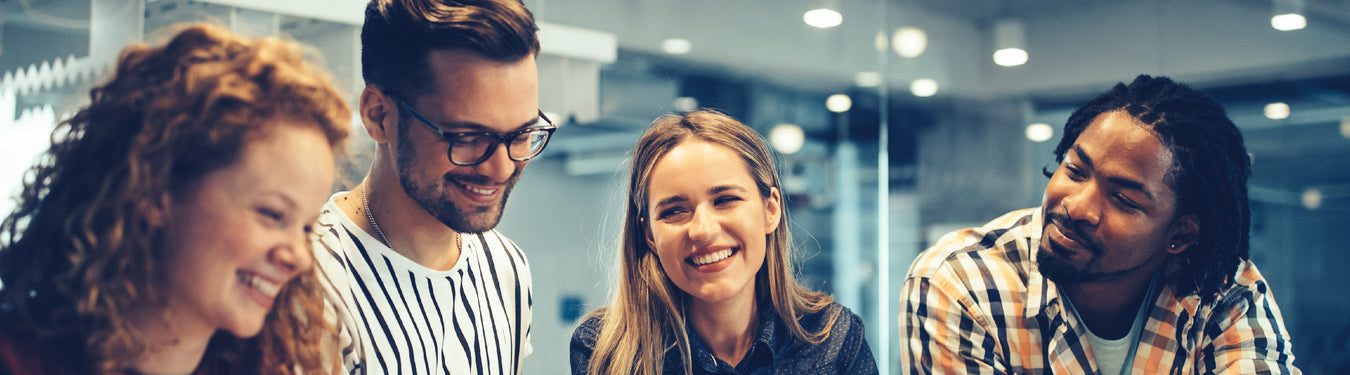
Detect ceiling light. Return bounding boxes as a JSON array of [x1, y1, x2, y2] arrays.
[[993, 48, 1029, 67], [803, 8, 842, 29], [1271, 14, 1306, 31], [992, 19, 1028, 67], [1025, 123, 1054, 142], [892, 27, 927, 58], [1302, 188, 1322, 210], [661, 38, 691, 55], [826, 94, 852, 113], [1271, 0, 1307, 31], [1263, 102, 1290, 120], [910, 79, 938, 97], [874, 30, 888, 52], [854, 71, 882, 88], [770, 124, 806, 154], [1340, 116, 1350, 139]]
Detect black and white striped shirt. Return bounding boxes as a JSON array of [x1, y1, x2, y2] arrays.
[[314, 198, 533, 375]]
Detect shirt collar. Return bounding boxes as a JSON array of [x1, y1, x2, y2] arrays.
[[683, 301, 780, 372], [1024, 207, 1061, 318]]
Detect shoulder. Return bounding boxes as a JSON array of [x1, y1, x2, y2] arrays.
[[906, 208, 1037, 283], [570, 313, 604, 348], [0, 328, 80, 375]]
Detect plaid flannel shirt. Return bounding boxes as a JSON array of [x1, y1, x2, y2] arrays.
[[900, 208, 1299, 375]]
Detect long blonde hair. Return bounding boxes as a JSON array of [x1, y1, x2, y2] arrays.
[[584, 110, 839, 375]]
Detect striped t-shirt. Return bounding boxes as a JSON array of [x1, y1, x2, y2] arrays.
[[314, 197, 533, 375]]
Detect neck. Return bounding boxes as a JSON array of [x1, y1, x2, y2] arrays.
[[687, 292, 759, 367], [127, 305, 213, 375], [341, 157, 461, 271], [1061, 261, 1162, 340]]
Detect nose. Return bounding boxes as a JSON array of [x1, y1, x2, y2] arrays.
[[1061, 185, 1102, 227], [475, 142, 518, 183], [687, 206, 720, 246], [271, 233, 315, 275]]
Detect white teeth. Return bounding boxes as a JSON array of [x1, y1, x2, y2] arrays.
[[691, 249, 734, 266], [241, 273, 281, 298], [463, 184, 496, 195]]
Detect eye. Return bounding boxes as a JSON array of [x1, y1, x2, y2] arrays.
[[1064, 164, 1087, 181], [1114, 194, 1142, 210], [655, 207, 687, 221], [713, 195, 743, 206], [257, 208, 285, 226], [451, 133, 486, 146]]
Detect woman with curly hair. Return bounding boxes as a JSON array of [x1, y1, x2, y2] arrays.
[[570, 110, 877, 374], [0, 23, 350, 374]]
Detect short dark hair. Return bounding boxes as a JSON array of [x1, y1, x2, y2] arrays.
[[1048, 74, 1251, 300], [360, 0, 540, 99]]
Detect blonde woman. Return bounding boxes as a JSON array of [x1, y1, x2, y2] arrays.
[[0, 24, 349, 374], [570, 110, 877, 374]]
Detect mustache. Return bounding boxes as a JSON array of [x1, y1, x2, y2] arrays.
[[443, 170, 519, 186], [1045, 210, 1103, 255]]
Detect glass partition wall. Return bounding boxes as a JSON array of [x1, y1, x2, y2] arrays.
[[3, 0, 1350, 373]]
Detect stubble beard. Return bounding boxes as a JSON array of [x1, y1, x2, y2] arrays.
[[395, 124, 519, 234]]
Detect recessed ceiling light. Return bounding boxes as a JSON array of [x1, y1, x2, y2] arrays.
[[854, 71, 882, 88], [826, 94, 852, 113], [770, 124, 805, 154], [803, 8, 842, 28], [1264, 102, 1290, 120], [910, 79, 938, 97], [993, 48, 1028, 67], [892, 27, 927, 58], [1025, 123, 1053, 142], [1271, 13, 1306, 31], [661, 38, 691, 55]]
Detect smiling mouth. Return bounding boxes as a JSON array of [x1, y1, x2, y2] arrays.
[[687, 247, 738, 266], [238, 271, 281, 298], [453, 180, 499, 196]]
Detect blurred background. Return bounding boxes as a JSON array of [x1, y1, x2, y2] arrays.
[[1, 0, 1347, 373]]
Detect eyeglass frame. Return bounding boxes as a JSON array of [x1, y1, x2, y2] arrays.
[[389, 94, 557, 167]]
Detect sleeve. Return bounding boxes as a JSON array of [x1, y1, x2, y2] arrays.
[[569, 316, 602, 375], [899, 275, 1006, 375], [517, 246, 535, 372], [1200, 280, 1301, 375], [836, 308, 880, 375]]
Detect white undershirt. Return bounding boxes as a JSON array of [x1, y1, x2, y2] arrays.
[[1063, 274, 1160, 375]]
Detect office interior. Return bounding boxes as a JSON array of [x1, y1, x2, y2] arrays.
[[0, 0, 1347, 373]]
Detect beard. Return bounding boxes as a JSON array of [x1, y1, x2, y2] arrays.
[[396, 120, 520, 234]]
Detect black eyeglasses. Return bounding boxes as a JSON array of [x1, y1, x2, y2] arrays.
[[391, 96, 557, 166]]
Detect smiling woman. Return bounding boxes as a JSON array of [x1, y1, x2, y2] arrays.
[[0, 23, 350, 374], [569, 110, 877, 375]]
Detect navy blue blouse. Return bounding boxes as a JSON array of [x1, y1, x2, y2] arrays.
[[569, 302, 878, 374]]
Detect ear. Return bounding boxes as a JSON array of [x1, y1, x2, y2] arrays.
[[1165, 213, 1200, 255], [763, 187, 782, 234], [359, 85, 396, 143], [642, 216, 656, 249]]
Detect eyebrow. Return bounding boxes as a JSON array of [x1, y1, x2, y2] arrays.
[[652, 185, 750, 208], [428, 115, 543, 134], [1071, 145, 1155, 202]]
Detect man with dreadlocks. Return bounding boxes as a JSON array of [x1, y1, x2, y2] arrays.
[[899, 75, 1299, 374]]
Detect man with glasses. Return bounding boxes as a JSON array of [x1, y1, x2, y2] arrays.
[[311, 0, 550, 373]]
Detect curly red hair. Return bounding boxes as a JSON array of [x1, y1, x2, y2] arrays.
[[0, 23, 350, 374]]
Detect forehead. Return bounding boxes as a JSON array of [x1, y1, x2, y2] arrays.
[[647, 140, 755, 199], [417, 48, 539, 131], [1075, 111, 1177, 195]]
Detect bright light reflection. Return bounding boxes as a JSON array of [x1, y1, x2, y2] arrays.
[[803, 8, 843, 28], [1271, 13, 1306, 31], [993, 48, 1028, 66]]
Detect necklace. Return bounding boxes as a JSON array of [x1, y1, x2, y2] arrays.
[[362, 185, 392, 247], [361, 185, 461, 252]]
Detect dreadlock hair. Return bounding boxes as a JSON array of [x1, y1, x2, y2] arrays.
[[1045, 74, 1251, 301]]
